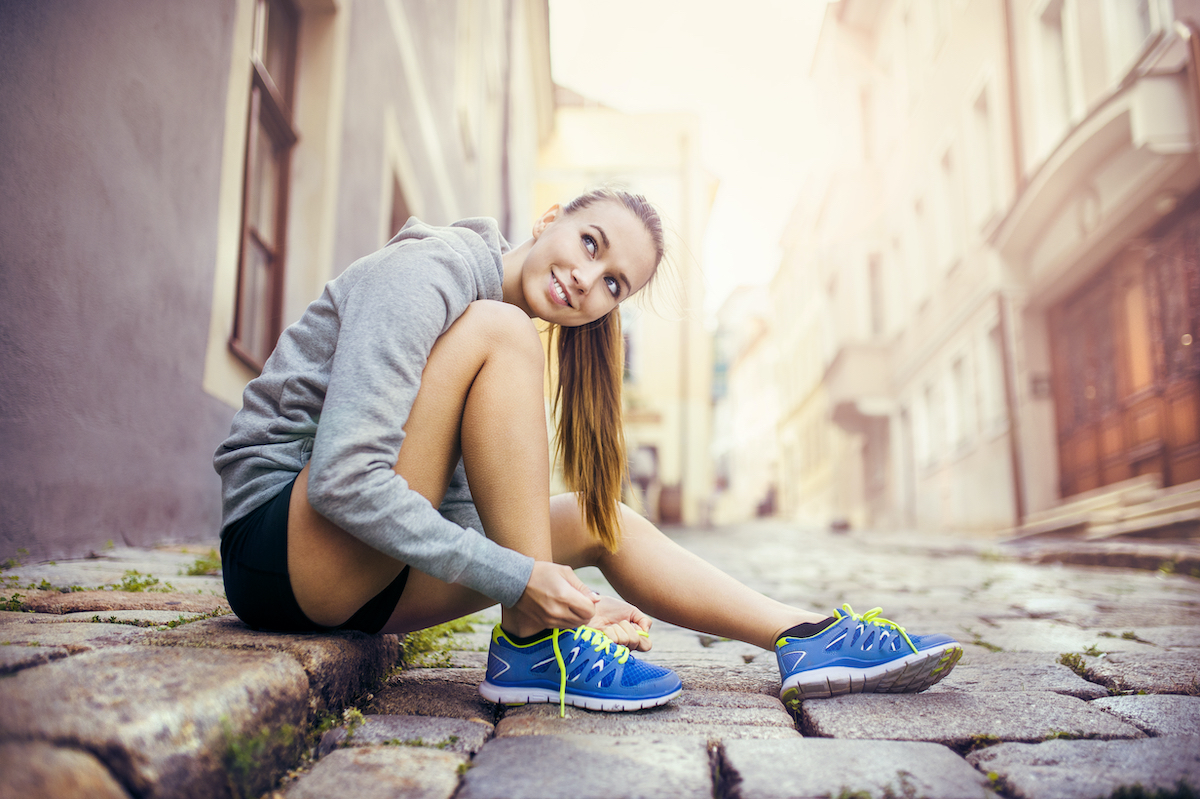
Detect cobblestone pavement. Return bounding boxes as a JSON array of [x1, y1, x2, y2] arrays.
[[1, 522, 1197, 799]]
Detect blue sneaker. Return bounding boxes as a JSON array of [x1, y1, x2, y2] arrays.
[[479, 625, 682, 715], [775, 604, 962, 706]]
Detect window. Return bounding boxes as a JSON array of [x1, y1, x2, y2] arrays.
[[1103, 0, 1166, 79], [935, 147, 963, 271], [868, 253, 885, 338], [984, 324, 1007, 427], [230, 0, 298, 372], [910, 198, 932, 306], [970, 88, 999, 225], [1036, 0, 1072, 155]]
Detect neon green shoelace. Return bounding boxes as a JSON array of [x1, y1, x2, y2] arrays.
[[550, 626, 632, 717], [834, 604, 918, 654]]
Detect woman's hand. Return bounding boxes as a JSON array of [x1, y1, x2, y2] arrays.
[[587, 594, 653, 652], [514, 561, 597, 631]]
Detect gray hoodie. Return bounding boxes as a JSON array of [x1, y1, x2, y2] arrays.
[[214, 218, 535, 608]]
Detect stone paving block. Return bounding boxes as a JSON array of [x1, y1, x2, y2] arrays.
[[928, 651, 1109, 699], [671, 656, 781, 696], [0, 613, 151, 652], [147, 614, 400, 716], [20, 589, 230, 615], [967, 737, 1200, 799], [963, 618, 1155, 654], [369, 667, 500, 723], [285, 745, 465, 799], [0, 641, 70, 674], [457, 734, 713, 799], [49, 609, 213, 627], [0, 645, 309, 799], [1129, 625, 1200, 648], [1084, 651, 1200, 695], [719, 738, 994, 799], [317, 714, 493, 756], [495, 701, 800, 741], [800, 691, 1143, 750], [0, 740, 132, 799], [1091, 694, 1200, 736], [672, 689, 792, 711]]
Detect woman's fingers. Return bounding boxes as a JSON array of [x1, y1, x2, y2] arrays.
[[517, 561, 596, 629]]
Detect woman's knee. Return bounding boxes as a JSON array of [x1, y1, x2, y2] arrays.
[[454, 300, 544, 365]]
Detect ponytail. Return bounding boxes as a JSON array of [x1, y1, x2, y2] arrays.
[[551, 312, 627, 552]]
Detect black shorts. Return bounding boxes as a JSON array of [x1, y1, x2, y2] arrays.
[[220, 475, 409, 634]]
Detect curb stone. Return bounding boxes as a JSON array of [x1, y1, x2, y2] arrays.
[[0, 740, 132, 799], [0, 645, 308, 799], [145, 614, 401, 718]]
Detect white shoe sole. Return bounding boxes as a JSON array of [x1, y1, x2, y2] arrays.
[[479, 681, 682, 712], [780, 643, 963, 704]]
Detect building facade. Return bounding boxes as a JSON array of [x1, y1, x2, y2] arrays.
[[0, 0, 554, 559], [778, 0, 1200, 534], [535, 95, 716, 525]]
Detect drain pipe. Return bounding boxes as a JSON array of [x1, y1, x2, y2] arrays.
[[998, 292, 1027, 527]]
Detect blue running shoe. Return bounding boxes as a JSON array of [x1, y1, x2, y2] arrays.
[[775, 604, 962, 707], [479, 625, 682, 715]]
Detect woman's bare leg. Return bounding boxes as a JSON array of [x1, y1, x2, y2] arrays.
[[289, 300, 566, 633], [546, 495, 829, 651]]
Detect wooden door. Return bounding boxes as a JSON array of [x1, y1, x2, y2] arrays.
[[1051, 201, 1200, 498]]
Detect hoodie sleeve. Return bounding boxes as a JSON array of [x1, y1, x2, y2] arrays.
[[304, 233, 533, 608]]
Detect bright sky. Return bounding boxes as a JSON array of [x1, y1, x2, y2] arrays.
[[548, 0, 833, 319]]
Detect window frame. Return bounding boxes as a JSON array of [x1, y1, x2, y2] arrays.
[[229, 0, 299, 373]]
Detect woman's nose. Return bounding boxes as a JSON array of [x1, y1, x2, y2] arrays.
[[571, 265, 595, 294]]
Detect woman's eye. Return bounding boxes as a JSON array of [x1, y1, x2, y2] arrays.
[[605, 276, 620, 298], [582, 233, 597, 257]]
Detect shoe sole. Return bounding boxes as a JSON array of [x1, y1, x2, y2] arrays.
[[780, 643, 963, 706], [478, 681, 682, 712]]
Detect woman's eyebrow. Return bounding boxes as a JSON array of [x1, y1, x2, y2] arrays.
[[588, 224, 610, 250]]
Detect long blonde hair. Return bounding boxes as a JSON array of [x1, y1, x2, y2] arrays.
[[550, 189, 664, 552]]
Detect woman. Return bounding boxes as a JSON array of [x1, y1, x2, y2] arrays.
[[214, 189, 962, 714]]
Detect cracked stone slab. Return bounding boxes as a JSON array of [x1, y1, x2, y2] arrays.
[[146, 614, 400, 716], [285, 745, 465, 799], [0, 740, 132, 799], [967, 737, 1200, 799], [1091, 695, 1200, 736], [495, 701, 799, 741], [0, 645, 308, 799], [928, 651, 1109, 699], [369, 667, 499, 723], [457, 735, 712, 799], [317, 715, 493, 756], [1123, 625, 1200, 648], [0, 613, 151, 652], [720, 738, 994, 799], [800, 691, 1143, 750], [17, 590, 230, 615], [0, 642, 70, 674], [1082, 651, 1200, 695]]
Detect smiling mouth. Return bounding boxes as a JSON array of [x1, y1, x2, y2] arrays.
[[552, 274, 572, 308]]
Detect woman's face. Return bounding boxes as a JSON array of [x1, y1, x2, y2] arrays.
[[520, 200, 657, 326]]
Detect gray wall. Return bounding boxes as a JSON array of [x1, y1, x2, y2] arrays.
[[0, 1, 239, 558]]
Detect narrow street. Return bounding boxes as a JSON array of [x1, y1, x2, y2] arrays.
[[6, 521, 1195, 798]]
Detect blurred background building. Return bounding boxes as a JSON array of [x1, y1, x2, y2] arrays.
[[1, 0, 555, 557], [756, 0, 1200, 536], [536, 92, 717, 526]]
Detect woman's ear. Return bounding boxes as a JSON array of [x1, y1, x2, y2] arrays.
[[532, 204, 562, 239]]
